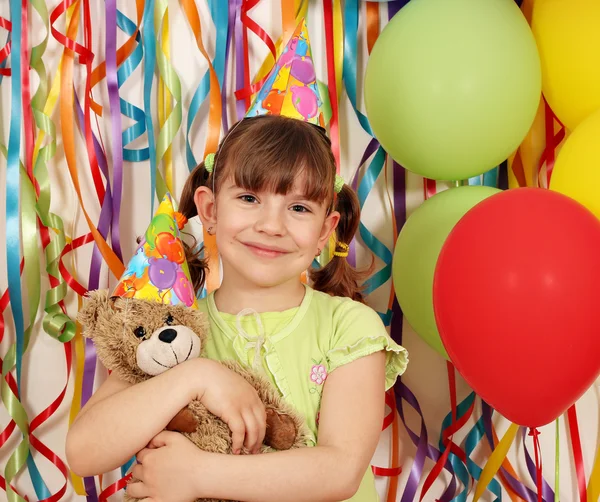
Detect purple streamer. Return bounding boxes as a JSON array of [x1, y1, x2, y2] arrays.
[[349, 137, 380, 267], [74, 90, 114, 502], [106, 0, 123, 262], [234, 0, 246, 120], [521, 428, 555, 502], [481, 402, 541, 502], [223, 0, 237, 132]]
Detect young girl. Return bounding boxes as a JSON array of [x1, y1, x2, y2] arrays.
[[66, 113, 408, 502]]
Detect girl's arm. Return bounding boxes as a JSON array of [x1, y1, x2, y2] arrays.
[[130, 351, 386, 502], [66, 358, 267, 477]]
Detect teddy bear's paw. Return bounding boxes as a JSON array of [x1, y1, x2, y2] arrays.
[[166, 407, 198, 433], [264, 408, 298, 450]]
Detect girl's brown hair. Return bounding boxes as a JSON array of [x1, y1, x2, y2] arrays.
[[179, 115, 369, 302]]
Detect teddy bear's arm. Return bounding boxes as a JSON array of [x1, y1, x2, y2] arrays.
[[166, 407, 198, 434]]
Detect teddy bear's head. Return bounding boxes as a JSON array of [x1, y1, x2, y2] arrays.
[[77, 290, 208, 384]]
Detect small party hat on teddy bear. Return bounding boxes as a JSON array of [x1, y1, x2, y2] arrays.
[[245, 18, 325, 127], [112, 193, 197, 309]]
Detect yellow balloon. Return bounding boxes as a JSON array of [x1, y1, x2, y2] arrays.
[[550, 108, 600, 219], [532, 0, 600, 131]]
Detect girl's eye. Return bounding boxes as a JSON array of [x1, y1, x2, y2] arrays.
[[291, 204, 310, 213], [239, 194, 257, 204], [134, 326, 146, 339], [165, 314, 175, 326]]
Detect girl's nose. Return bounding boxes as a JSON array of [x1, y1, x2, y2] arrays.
[[254, 205, 286, 236]]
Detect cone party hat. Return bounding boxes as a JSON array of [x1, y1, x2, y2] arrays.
[[112, 193, 198, 309], [245, 18, 325, 127]]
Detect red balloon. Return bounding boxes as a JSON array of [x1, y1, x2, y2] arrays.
[[155, 232, 185, 264], [433, 188, 600, 427]]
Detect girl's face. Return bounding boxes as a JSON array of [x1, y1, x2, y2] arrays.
[[195, 175, 339, 290]]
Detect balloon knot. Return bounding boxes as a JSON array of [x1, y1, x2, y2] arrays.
[[528, 427, 541, 438]]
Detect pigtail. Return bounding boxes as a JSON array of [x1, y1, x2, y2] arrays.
[[179, 161, 212, 293], [310, 184, 372, 303]]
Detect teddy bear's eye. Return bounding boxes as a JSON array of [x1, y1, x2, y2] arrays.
[[134, 326, 146, 339], [165, 314, 175, 326]]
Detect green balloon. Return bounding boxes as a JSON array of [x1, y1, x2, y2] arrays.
[[364, 0, 541, 181], [392, 186, 501, 358], [145, 213, 177, 249]]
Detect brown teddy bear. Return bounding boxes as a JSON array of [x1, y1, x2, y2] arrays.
[[78, 290, 308, 502], [76, 193, 308, 502]]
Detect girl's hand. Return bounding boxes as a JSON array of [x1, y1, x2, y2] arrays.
[[126, 431, 204, 502], [193, 359, 266, 454]]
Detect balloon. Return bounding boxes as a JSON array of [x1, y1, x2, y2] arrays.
[[148, 258, 178, 291], [549, 108, 600, 220], [155, 232, 186, 264], [173, 272, 195, 307], [364, 0, 541, 180], [145, 213, 177, 249], [433, 188, 600, 427], [291, 57, 316, 84], [532, 0, 600, 131], [392, 186, 500, 359]]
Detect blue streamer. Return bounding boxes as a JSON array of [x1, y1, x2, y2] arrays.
[[142, 0, 157, 214], [437, 392, 485, 502], [117, 10, 149, 162], [185, 0, 228, 170]]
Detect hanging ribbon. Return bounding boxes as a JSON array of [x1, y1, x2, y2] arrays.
[[474, 423, 520, 502], [180, 0, 224, 168], [588, 440, 600, 502], [141, 0, 158, 214], [154, 0, 181, 199], [537, 99, 566, 188], [323, 0, 342, 168], [567, 405, 588, 502]]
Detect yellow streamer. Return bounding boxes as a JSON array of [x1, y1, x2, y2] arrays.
[[588, 443, 600, 502], [473, 423, 519, 502], [157, 8, 173, 194]]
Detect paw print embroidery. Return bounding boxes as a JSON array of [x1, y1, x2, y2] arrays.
[[310, 364, 327, 385]]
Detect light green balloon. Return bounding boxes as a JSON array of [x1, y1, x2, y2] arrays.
[[392, 186, 501, 358], [364, 0, 541, 181]]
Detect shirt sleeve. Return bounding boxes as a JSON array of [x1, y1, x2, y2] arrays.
[[326, 300, 408, 390]]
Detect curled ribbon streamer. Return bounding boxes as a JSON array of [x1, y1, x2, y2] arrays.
[[323, 0, 342, 168], [155, 1, 178, 196], [52, 0, 124, 280], [521, 427, 554, 501], [482, 403, 541, 502], [537, 99, 566, 189], [3, 0, 35, 499], [141, 0, 158, 214], [464, 412, 505, 501], [567, 405, 587, 502], [88, 0, 145, 116], [233, 0, 277, 106], [18, 2, 54, 497], [180, 0, 223, 166], [116, 8, 150, 163], [106, 0, 125, 263], [0, 264, 32, 502], [588, 441, 600, 502], [474, 423, 520, 502]]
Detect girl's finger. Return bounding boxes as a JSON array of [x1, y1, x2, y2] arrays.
[[126, 481, 150, 499], [228, 416, 246, 454], [131, 464, 144, 481], [242, 411, 259, 453]]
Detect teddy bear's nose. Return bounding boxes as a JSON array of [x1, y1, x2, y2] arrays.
[[158, 328, 177, 343]]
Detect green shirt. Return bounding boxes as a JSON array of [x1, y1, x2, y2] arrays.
[[198, 285, 408, 502]]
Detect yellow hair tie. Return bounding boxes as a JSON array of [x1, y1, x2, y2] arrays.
[[333, 242, 349, 258]]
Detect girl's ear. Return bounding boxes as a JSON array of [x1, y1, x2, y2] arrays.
[[194, 186, 217, 229], [317, 210, 340, 251]]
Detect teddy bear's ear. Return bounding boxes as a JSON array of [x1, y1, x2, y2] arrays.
[[76, 290, 119, 338]]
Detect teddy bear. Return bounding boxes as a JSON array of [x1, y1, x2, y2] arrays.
[[78, 290, 308, 502], [77, 193, 308, 502]]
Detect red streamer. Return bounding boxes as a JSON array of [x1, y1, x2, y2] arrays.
[[567, 405, 587, 502]]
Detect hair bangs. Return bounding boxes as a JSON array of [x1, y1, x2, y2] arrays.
[[222, 116, 335, 203]]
